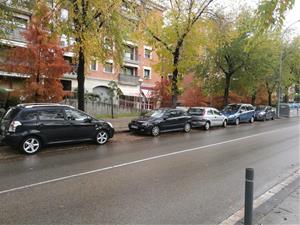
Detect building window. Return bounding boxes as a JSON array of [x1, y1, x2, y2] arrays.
[[121, 66, 135, 76], [61, 80, 72, 91], [104, 62, 113, 73], [144, 68, 151, 79], [144, 48, 151, 59], [124, 45, 135, 60], [90, 60, 97, 71]]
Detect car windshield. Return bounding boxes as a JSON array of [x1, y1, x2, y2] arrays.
[[188, 108, 205, 116], [144, 109, 165, 118], [255, 106, 266, 111], [223, 104, 240, 113]]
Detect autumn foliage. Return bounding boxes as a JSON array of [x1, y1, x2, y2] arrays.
[[0, 3, 71, 103], [180, 74, 208, 107], [152, 77, 172, 107]]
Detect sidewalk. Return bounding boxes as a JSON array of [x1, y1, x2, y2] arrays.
[[105, 117, 135, 132], [257, 186, 299, 225]]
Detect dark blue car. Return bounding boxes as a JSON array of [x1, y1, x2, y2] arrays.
[[254, 105, 275, 121], [221, 104, 255, 125]]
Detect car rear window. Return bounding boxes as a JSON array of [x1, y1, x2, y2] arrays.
[[2, 107, 21, 121], [188, 108, 205, 116]]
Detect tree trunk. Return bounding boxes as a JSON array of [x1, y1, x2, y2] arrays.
[[268, 91, 272, 106], [77, 46, 85, 111], [171, 48, 180, 108], [223, 74, 231, 106], [171, 67, 178, 108], [284, 87, 289, 103]]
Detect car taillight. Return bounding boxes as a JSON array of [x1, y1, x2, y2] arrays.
[[8, 121, 22, 133]]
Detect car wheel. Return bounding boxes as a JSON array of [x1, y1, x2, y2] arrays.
[[20, 136, 41, 154], [223, 120, 227, 128], [271, 116, 275, 120], [184, 123, 191, 133], [204, 121, 210, 130], [235, 118, 240, 125], [263, 116, 266, 122], [151, 126, 160, 136], [95, 130, 109, 145], [250, 116, 254, 123]]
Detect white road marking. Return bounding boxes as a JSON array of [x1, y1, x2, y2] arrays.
[[219, 168, 300, 225], [0, 126, 296, 195]]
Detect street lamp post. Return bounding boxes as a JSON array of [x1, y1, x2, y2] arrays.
[[277, 20, 300, 117], [138, 78, 143, 112]]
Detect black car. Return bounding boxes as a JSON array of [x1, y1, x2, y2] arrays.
[[0, 103, 114, 154], [128, 108, 192, 136], [254, 105, 275, 121]]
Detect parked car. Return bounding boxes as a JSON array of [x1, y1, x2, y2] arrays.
[[128, 108, 192, 136], [0, 103, 114, 154], [188, 107, 227, 130], [176, 106, 190, 112], [221, 103, 255, 125], [254, 105, 275, 121]]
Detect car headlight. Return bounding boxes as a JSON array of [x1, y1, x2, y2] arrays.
[[259, 112, 265, 116], [107, 122, 113, 128], [228, 115, 235, 119]]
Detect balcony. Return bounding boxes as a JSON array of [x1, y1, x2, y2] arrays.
[[123, 56, 139, 65], [6, 27, 27, 43], [119, 74, 140, 86]]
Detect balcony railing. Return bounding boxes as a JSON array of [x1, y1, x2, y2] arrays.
[[119, 73, 140, 85], [6, 27, 27, 43], [123, 56, 139, 65]]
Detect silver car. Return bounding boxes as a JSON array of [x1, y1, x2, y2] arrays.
[[188, 107, 228, 130]]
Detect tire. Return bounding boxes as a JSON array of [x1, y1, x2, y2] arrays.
[[184, 123, 191, 133], [151, 126, 160, 136], [95, 130, 109, 145], [223, 120, 227, 128], [271, 115, 275, 120], [263, 116, 266, 122], [235, 118, 240, 125], [204, 121, 210, 130], [250, 116, 254, 123], [20, 136, 41, 154]]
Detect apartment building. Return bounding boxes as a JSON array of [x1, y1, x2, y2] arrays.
[[0, 1, 164, 109]]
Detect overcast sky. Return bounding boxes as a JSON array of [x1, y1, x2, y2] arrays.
[[218, 0, 300, 35], [284, 0, 300, 35]]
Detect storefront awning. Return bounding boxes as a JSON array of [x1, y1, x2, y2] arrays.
[[141, 89, 153, 98], [119, 85, 141, 97]]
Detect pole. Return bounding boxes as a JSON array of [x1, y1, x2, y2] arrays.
[[244, 168, 254, 225], [277, 47, 283, 117]]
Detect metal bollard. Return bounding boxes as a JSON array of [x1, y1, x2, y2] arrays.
[[244, 168, 254, 225]]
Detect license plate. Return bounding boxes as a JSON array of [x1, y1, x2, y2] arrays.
[[131, 125, 138, 129]]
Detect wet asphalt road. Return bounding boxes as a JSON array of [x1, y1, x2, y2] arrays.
[[0, 118, 299, 224]]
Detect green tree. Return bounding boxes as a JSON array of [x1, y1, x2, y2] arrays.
[[56, 0, 129, 111], [196, 10, 255, 106], [136, 0, 215, 107]]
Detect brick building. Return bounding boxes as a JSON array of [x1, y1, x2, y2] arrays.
[[0, 1, 164, 109]]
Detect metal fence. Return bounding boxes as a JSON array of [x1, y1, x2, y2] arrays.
[[63, 99, 142, 116]]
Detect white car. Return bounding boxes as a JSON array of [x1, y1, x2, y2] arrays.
[[188, 107, 227, 130]]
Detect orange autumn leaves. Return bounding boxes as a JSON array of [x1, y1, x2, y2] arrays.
[[0, 3, 71, 102]]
